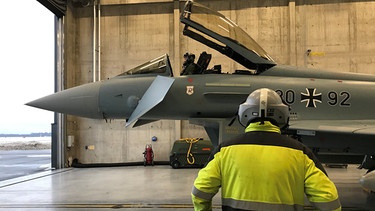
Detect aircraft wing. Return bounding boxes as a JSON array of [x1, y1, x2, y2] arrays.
[[289, 120, 375, 136]]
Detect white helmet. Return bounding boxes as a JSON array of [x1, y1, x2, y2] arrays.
[[238, 88, 289, 128]]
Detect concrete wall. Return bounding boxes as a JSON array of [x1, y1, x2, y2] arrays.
[[63, 0, 375, 165]]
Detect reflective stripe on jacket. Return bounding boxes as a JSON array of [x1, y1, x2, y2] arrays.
[[192, 121, 341, 211]]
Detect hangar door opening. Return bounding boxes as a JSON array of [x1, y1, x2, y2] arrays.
[[0, 0, 56, 181]]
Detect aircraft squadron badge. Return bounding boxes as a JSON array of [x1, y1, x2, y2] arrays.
[[186, 86, 194, 95]]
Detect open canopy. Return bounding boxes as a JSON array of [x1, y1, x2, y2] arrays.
[[180, 0, 276, 73]]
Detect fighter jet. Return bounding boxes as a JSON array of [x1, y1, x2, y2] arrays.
[[27, 0, 375, 186]]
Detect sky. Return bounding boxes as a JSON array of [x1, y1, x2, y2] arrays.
[[0, 1, 54, 134]]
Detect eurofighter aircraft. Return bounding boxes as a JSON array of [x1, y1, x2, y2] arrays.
[[28, 0, 375, 188]]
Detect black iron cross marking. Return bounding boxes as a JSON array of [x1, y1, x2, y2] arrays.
[[301, 88, 322, 108]]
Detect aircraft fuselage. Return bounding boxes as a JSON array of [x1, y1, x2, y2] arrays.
[[95, 70, 375, 123]]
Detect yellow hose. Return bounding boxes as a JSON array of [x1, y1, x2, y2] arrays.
[[181, 138, 200, 164]]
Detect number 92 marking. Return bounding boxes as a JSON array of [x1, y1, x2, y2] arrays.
[[328, 91, 351, 106]]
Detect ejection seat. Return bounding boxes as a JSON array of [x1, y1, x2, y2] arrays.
[[195, 51, 212, 74]]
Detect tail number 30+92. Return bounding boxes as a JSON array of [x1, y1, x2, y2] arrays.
[[275, 89, 351, 107]]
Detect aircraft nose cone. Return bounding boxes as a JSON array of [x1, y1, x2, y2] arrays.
[[26, 82, 102, 119]]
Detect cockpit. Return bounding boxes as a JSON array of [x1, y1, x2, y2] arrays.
[[116, 0, 278, 78], [116, 53, 257, 78], [181, 51, 255, 75]]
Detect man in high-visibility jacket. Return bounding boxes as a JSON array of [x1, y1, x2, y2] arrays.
[[192, 88, 341, 211]]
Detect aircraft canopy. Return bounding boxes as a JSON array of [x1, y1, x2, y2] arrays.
[[118, 54, 173, 77], [180, 1, 276, 73]]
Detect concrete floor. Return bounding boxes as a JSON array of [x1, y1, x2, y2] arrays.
[[0, 164, 374, 211]]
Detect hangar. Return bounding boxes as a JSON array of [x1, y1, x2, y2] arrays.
[[37, 0, 375, 170], [1, 0, 375, 210]]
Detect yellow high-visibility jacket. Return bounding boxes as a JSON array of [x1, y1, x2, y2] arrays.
[[192, 121, 341, 211]]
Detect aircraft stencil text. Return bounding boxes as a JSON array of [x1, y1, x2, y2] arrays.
[[275, 89, 351, 108]]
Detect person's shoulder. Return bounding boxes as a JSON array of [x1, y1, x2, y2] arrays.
[[277, 135, 318, 157], [220, 133, 249, 147]]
